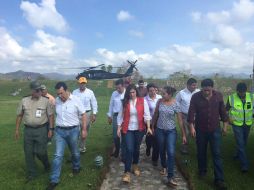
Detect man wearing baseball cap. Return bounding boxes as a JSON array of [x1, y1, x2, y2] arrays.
[[73, 77, 98, 153], [15, 81, 54, 182]]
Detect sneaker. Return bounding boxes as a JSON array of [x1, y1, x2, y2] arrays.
[[162, 177, 178, 187], [132, 164, 141, 176], [122, 172, 131, 183], [160, 168, 167, 176], [168, 178, 178, 186], [80, 147, 86, 153], [214, 181, 227, 190], [46, 182, 58, 190]]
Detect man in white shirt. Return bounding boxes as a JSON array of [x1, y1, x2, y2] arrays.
[[47, 82, 87, 190], [175, 78, 199, 154], [107, 79, 125, 158], [73, 77, 98, 153], [144, 83, 162, 166]]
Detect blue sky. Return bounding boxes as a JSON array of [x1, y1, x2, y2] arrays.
[[1, 0, 254, 78]]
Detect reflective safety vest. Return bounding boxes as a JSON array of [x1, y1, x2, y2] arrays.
[[228, 92, 254, 126]]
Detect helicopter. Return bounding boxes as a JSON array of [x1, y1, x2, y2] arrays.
[[65, 60, 138, 80]]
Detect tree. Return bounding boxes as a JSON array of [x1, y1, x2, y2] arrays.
[[107, 65, 113, 73], [101, 65, 106, 71]]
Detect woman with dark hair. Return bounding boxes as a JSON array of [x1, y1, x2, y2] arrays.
[[117, 84, 152, 183], [152, 86, 186, 187]]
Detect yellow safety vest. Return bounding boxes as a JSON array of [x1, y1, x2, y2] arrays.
[[228, 92, 254, 126]]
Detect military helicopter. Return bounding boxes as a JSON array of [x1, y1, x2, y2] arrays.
[[65, 60, 138, 80]]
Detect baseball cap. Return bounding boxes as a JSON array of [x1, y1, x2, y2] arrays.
[[78, 77, 87, 84], [41, 84, 47, 90], [30, 81, 42, 90]]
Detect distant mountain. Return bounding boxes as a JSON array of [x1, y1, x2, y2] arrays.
[[0, 70, 76, 80], [195, 72, 250, 79], [43, 72, 75, 80], [0, 70, 46, 80]]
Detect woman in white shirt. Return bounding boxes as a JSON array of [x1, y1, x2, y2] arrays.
[[117, 84, 152, 183]]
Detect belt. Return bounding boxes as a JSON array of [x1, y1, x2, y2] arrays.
[[113, 112, 118, 116], [56, 125, 78, 130], [86, 110, 91, 113], [24, 123, 48, 129]]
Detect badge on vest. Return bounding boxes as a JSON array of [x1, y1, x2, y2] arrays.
[[247, 102, 251, 109], [35, 109, 42, 118]]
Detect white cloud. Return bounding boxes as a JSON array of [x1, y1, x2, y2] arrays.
[[28, 30, 74, 57], [128, 30, 144, 38], [211, 25, 243, 46], [0, 27, 23, 59], [206, 11, 231, 24], [117, 10, 134, 22], [81, 43, 254, 78], [232, 0, 254, 21], [0, 28, 74, 73], [20, 0, 68, 32], [193, 0, 254, 25], [191, 0, 254, 47]]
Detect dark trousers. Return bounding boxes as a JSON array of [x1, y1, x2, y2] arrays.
[[145, 134, 159, 162], [24, 126, 49, 177], [196, 127, 224, 182], [123, 130, 145, 172]]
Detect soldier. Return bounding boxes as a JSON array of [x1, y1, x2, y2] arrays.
[[15, 81, 54, 182]]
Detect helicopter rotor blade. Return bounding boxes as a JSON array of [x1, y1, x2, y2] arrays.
[[59, 63, 105, 70]]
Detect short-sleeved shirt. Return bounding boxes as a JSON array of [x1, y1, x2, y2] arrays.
[[16, 96, 53, 127], [157, 101, 180, 130]]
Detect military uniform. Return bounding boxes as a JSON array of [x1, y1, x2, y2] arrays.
[[17, 95, 54, 178]]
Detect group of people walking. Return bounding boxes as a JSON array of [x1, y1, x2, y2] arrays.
[[108, 78, 253, 190], [15, 76, 253, 190], [15, 78, 98, 190]]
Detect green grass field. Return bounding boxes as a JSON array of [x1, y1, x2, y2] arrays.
[[0, 80, 113, 190], [1, 79, 254, 190]]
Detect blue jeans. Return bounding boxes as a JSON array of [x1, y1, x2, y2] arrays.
[[156, 128, 177, 178], [124, 130, 145, 172], [232, 124, 250, 170], [50, 127, 80, 183], [196, 127, 224, 182]]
